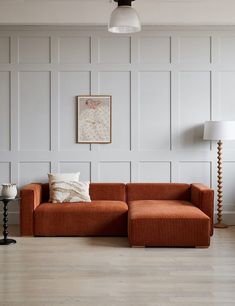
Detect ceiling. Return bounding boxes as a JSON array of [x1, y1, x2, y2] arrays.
[[0, 0, 235, 26], [0, 0, 232, 2]]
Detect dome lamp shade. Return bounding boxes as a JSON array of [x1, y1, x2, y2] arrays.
[[108, 0, 141, 34]]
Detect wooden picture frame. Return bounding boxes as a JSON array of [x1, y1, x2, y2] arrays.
[[77, 95, 112, 144]]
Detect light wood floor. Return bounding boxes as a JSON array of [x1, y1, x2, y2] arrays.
[[0, 226, 235, 306]]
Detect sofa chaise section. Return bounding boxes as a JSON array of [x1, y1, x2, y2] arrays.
[[127, 183, 214, 247]]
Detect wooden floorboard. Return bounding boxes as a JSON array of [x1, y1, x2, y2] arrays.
[[0, 226, 235, 306]]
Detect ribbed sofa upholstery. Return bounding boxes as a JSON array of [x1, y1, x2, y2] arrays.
[[20, 183, 127, 236], [126, 183, 214, 247], [20, 182, 213, 247]]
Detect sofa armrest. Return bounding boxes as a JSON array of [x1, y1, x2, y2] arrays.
[[191, 183, 214, 236], [20, 183, 43, 236]]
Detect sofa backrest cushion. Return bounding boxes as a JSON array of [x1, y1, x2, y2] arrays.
[[40, 183, 126, 203], [126, 183, 191, 202], [89, 183, 126, 201]]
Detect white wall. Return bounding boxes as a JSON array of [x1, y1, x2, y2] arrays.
[[0, 26, 235, 225]]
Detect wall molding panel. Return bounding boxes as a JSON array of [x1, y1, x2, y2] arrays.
[[0, 26, 235, 224]]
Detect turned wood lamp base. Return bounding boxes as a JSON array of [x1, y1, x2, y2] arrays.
[[214, 140, 228, 229], [214, 222, 228, 229]]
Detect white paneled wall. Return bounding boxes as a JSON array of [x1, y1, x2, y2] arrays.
[[0, 26, 235, 224]]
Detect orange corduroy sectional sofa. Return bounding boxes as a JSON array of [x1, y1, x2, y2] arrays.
[[20, 182, 214, 247]]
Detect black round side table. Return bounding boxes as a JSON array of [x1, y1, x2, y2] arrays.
[[0, 196, 20, 245]]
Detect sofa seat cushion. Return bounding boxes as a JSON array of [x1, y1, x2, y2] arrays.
[[128, 200, 210, 247], [34, 201, 128, 236]]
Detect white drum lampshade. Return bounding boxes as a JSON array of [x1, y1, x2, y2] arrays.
[[203, 121, 235, 141], [108, 0, 141, 34]]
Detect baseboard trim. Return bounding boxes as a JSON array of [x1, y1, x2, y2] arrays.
[[1, 212, 235, 226]]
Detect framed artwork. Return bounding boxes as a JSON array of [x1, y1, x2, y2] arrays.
[[77, 95, 112, 144]]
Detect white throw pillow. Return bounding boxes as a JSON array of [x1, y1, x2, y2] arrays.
[[48, 172, 80, 202], [50, 181, 91, 203]]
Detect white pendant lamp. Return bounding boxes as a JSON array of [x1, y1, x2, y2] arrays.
[[108, 0, 141, 34]]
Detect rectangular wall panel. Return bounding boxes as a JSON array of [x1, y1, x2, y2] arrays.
[[139, 71, 171, 150], [0, 162, 16, 213], [222, 162, 235, 206], [99, 72, 131, 151], [19, 37, 51, 64], [19, 71, 51, 151], [139, 36, 171, 64], [19, 162, 51, 187], [0, 72, 10, 151], [219, 36, 235, 66], [0, 162, 11, 192], [179, 36, 211, 64], [59, 36, 91, 64], [178, 72, 211, 150], [139, 162, 171, 183], [59, 71, 91, 151], [59, 162, 91, 181], [98, 37, 131, 64], [179, 162, 211, 186], [219, 72, 235, 149], [0, 37, 10, 63], [99, 162, 131, 183]]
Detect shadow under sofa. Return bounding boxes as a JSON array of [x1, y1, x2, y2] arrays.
[[20, 182, 214, 247]]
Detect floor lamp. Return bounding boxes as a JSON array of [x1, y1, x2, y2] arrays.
[[203, 121, 235, 228]]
